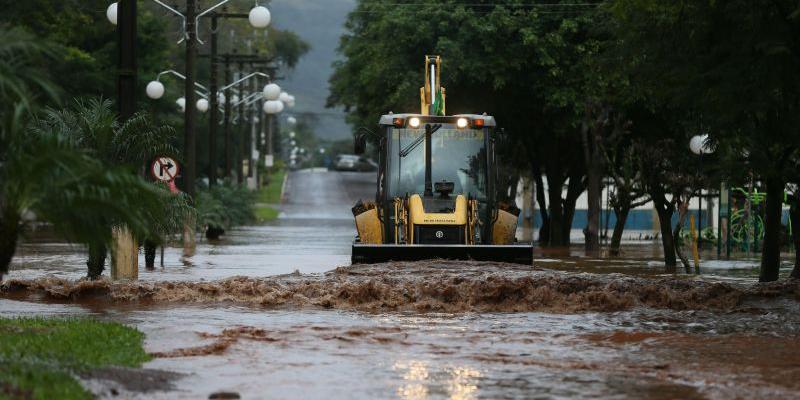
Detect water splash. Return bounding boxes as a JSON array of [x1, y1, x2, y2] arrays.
[[3, 260, 797, 313]]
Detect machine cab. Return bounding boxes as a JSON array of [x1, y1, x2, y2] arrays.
[[370, 113, 500, 245]]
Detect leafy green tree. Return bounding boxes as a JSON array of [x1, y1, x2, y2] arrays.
[[329, 0, 609, 247], [612, 0, 800, 281]]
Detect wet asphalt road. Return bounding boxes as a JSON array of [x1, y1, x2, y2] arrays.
[[8, 170, 376, 281]]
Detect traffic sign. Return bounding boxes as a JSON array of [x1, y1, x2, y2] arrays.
[[151, 156, 179, 182]]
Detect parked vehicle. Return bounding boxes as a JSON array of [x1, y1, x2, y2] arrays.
[[335, 154, 376, 172]]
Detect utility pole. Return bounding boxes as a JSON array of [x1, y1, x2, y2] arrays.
[[237, 60, 246, 184], [248, 65, 256, 180], [181, 0, 198, 258], [224, 54, 232, 177], [118, 0, 137, 121], [184, 0, 198, 198], [208, 15, 219, 185], [114, 0, 139, 280]]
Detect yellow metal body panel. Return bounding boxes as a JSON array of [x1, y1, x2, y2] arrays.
[[355, 208, 384, 244], [408, 194, 468, 225], [407, 194, 468, 244], [492, 209, 518, 245]]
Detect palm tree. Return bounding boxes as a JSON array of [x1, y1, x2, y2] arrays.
[[31, 98, 187, 277], [0, 26, 186, 280], [1, 113, 177, 279]]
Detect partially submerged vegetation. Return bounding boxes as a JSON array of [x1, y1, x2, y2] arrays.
[[196, 182, 257, 240], [0, 317, 150, 399]]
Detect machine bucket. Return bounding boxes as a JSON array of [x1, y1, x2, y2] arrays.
[[351, 244, 533, 265]]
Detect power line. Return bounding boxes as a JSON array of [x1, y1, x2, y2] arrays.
[[355, 2, 601, 6], [349, 3, 603, 15]]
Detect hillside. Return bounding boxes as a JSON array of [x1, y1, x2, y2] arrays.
[[271, 0, 355, 140]]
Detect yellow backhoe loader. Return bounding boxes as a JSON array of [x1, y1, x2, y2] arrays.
[[351, 56, 533, 265]]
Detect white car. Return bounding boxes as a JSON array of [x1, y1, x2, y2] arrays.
[[335, 154, 376, 171]]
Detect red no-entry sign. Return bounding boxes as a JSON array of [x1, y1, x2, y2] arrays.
[[150, 156, 179, 182]]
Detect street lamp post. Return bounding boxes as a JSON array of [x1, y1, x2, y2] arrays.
[[112, 0, 140, 280], [263, 82, 282, 168], [203, 10, 271, 185], [117, 0, 137, 122], [224, 54, 232, 176], [237, 60, 245, 183], [184, 0, 198, 197], [208, 15, 219, 185], [690, 134, 714, 249], [107, 0, 272, 194]]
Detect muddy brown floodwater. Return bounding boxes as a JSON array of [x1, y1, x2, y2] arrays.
[[2, 171, 799, 399]]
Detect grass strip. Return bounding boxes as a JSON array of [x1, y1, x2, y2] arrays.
[[0, 317, 150, 400], [257, 170, 286, 204]]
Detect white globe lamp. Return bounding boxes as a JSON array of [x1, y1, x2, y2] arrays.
[[176, 97, 186, 112], [689, 134, 713, 155], [196, 98, 209, 113], [279, 91, 291, 103], [106, 3, 118, 25], [145, 81, 165, 100], [287, 116, 297, 125], [263, 83, 281, 101], [249, 6, 271, 29]]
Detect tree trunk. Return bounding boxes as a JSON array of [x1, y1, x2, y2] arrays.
[[87, 242, 107, 279], [790, 194, 799, 279], [581, 121, 602, 252], [547, 173, 566, 247], [652, 191, 677, 270], [759, 177, 784, 282], [673, 202, 691, 273], [534, 167, 550, 244], [610, 206, 629, 256], [562, 172, 584, 246], [584, 167, 601, 251], [144, 239, 157, 270], [0, 210, 20, 281]]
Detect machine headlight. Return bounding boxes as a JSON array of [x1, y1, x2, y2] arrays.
[[456, 117, 469, 129], [409, 117, 421, 128]]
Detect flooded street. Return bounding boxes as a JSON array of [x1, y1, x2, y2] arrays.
[[8, 170, 373, 281], [3, 170, 800, 399]]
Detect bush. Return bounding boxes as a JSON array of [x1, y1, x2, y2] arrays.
[[195, 181, 256, 237]]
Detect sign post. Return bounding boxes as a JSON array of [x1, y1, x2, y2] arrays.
[[150, 156, 195, 257]]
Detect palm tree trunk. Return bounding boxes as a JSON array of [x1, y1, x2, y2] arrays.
[[87, 242, 107, 279], [0, 209, 20, 281]]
